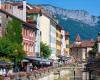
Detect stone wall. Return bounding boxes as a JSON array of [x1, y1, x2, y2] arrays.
[[2, 67, 76, 80], [2, 67, 55, 80]]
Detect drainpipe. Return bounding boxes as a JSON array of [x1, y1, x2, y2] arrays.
[[23, 0, 26, 21]]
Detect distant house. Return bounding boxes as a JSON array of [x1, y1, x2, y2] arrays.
[[70, 34, 95, 62]]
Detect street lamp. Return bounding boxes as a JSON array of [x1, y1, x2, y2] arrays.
[[74, 69, 75, 80], [73, 63, 76, 80]]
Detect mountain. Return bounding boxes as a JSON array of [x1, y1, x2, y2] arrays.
[[34, 4, 100, 42]]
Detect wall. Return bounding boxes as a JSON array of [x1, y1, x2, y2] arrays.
[[4, 1, 26, 21], [82, 48, 86, 60], [0, 11, 12, 37], [34, 14, 41, 56], [50, 23, 56, 59], [61, 30, 66, 56], [22, 26, 35, 57], [40, 15, 50, 45], [0, 10, 36, 57], [3, 67, 84, 80], [98, 42, 100, 53], [71, 48, 83, 61], [65, 36, 70, 56], [56, 27, 62, 56]]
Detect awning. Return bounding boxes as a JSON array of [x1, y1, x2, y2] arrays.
[[0, 60, 14, 68], [21, 59, 29, 62], [25, 56, 52, 64]]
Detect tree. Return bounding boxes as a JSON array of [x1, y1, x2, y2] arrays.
[[40, 42, 51, 58], [92, 42, 97, 54], [0, 38, 25, 62], [0, 18, 26, 67], [5, 18, 23, 44]]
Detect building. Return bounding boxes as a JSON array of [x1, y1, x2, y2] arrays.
[[56, 25, 62, 57], [0, 1, 37, 57], [22, 21, 37, 57], [49, 18, 57, 59], [65, 32, 70, 56], [60, 30, 70, 57], [26, 7, 41, 56], [26, 7, 69, 59], [70, 34, 95, 62], [0, 0, 26, 21], [85, 36, 100, 80], [1, 0, 70, 59]]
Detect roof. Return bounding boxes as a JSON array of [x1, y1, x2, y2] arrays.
[[26, 8, 41, 14], [70, 40, 95, 48], [0, 9, 37, 30], [1, 2, 63, 30], [25, 56, 52, 62], [27, 6, 63, 30], [74, 34, 81, 42], [10, 2, 23, 6]]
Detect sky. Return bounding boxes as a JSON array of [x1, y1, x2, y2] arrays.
[[26, 0, 100, 16]]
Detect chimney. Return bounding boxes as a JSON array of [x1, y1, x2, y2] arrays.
[[0, 0, 1, 9], [23, 0, 26, 21]]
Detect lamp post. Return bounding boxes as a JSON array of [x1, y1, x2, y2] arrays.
[[73, 63, 76, 80], [74, 69, 75, 80]]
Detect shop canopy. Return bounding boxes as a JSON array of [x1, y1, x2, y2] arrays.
[[0, 60, 14, 68], [25, 56, 52, 64]]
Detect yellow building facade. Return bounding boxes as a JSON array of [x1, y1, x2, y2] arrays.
[[65, 33, 70, 56], [56, 26, 62, 56]]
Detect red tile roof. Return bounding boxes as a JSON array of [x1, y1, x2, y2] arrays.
[[81, 40, 95, 47], [9, 2, 23, 6], [74, 34, 81, 42], [26, 20, 37, 25], [70, 40, 95, 48], [27, 7, 63, 30], [0, 9, 37, 30], [26, 8, 41, 14]]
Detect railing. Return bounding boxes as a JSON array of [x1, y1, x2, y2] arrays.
[[1, 67, 55, 80]]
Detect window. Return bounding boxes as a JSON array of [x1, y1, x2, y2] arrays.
[[66, 45, 69, 48], [56, 40, 61, 45], [50, 37, 56, 43], [6, 15, 8, 18]]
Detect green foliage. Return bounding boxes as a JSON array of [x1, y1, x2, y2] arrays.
[[0, 18, 26, 65], [40, 42, 51, 58], [0, 57, 11, 62], [5, 18, 23, 44], [92, 42, 97, 54]]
